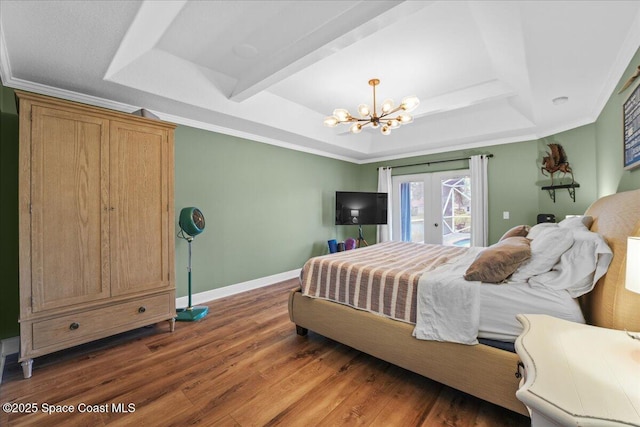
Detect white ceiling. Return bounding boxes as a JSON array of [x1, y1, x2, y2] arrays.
[[1, 0, 639, 163]]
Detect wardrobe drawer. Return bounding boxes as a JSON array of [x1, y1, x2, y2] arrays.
[[32, 294, 172, 350]]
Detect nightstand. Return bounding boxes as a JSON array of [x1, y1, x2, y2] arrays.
[[515, 314, 640, 427]]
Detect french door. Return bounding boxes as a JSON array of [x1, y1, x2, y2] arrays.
[[391, 170, 471, 246]]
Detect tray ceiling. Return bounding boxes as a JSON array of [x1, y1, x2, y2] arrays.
[[1, 0, 639, 162]]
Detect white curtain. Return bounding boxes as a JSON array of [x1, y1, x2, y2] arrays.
[[470, 155, 489, 247], [377, 167, 392, 242]]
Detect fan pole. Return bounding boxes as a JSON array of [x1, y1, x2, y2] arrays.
[[176, 236, 209, 321], [187, 237, 193, 309]]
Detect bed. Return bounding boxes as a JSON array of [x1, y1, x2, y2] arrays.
[[288, 188, 640, 416]]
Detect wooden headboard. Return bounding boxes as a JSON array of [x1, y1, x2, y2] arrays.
[[581, 188, 640, 331]]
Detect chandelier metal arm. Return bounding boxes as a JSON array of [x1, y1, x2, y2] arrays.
[[339, 106, 404, 124], [379, 106, 404, 119], [323, 78, 419, 135]]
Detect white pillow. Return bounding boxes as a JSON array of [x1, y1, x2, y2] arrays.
[[510, 226, 574, 282], [526, 222, 558, 240], [529, 227, 612, 297], [559, 215, 593, 230]]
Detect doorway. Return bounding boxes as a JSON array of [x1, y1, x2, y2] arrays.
[[391, 170, 471, 246]]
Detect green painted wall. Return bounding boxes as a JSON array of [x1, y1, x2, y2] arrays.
[[595, 46, 640, 195], [174, 126, 365, 296], [0, 85, 20, 339]]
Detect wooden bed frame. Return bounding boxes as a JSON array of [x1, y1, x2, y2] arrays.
[[288, 188, 640, 416]]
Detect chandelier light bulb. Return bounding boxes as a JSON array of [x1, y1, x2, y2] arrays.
[[388, 119, 400, 129], [333, 108, 350, 122], [357, 104, 370, 118], [401, 96, 420, 112], [398, 114, 413, 124], [381, 126, 391, 135], [381, 99, 394, 114], [350, 123, 362, 134], [323, 116, 339, 127]]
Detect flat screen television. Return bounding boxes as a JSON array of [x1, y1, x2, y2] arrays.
[[335, 191, 388, 225]]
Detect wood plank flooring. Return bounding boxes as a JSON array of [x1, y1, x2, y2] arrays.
[[0, 279, 530, 426]]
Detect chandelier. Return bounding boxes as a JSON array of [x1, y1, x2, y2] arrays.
[[323, 78, 420, 135]]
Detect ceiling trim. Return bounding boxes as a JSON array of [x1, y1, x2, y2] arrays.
[[0, 71, 364, 163], [0, 73, 622, 167], [361, 134, 539, 165], [2, 76, 138, 115]]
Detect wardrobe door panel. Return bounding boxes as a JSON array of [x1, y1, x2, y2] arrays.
[[109, 121, 171, 296], [30, 106, 110, 312]]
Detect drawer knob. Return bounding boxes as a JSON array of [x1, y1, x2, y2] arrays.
[[69, 322, 80, 331], [138, 306, 146, 314]]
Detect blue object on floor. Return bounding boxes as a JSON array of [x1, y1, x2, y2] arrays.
[[328, 239, 338, 253]]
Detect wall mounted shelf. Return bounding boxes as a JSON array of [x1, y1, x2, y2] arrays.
[[541, 183, 580, 203]]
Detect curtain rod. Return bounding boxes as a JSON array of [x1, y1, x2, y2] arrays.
[[378, 153, 493, 170]]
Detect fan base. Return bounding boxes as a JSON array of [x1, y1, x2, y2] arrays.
[[176, 306, 209, 322]]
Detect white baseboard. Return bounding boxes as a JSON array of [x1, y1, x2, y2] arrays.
[[1, 336, 19, 356], [175, 268, 300, 309], [1, 336, 20, 385]]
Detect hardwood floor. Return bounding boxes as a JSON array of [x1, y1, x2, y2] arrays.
[[0, 279, 529, 426]]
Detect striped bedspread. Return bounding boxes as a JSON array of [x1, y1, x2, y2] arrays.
[[301, 241, 469, 324]]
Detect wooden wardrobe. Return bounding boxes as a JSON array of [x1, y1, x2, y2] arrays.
[[16, 91, 176, 378]]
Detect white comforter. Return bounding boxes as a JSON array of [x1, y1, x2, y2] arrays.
[[412, 248, 483, 345], [413, 225, 612, 345]]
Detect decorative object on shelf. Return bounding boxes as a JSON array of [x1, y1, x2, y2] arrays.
[[323, 79, 419, 135], [176, 207, 209, 321], [541, 143, 574, 186], [540, 143, 579, 202], [618, 64, 640, 94], [623, 81, 640, 170]]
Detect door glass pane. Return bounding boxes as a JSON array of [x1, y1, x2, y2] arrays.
[[441, 175, 471, 247], [400, 181, 424, 243]]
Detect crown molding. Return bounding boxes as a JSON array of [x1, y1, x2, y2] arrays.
[[1, 71, 364, 163]]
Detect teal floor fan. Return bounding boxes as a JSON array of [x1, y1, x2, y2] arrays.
[[176, 207, 209, 321]]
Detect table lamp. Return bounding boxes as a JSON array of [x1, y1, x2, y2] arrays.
[[625, 236, 640, 340], [627, 237, 640, 294]]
